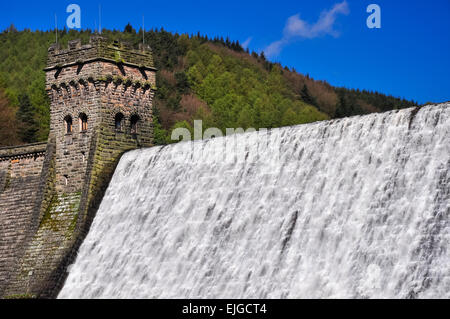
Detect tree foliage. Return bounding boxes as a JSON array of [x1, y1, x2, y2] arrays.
[[16, 93, 39, 143], [0, 89, 20, 146], [0, 26, 417, 146]]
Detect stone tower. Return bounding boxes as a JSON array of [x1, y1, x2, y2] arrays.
[[46, 35, 155, 194], [1, 36, 156, 298]]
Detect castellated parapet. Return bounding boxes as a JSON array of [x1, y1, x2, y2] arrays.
[[0, 36, 156, 298]]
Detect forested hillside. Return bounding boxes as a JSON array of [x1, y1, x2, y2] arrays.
[[0, 24, 417, 146]]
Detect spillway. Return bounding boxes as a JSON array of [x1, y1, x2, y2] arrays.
[[59, 104, 449, 299]]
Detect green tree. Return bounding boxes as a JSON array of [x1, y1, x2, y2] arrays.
[[335, 92, 348, 118], [281, 108, 298, 127], [152, 115, 168, 145], [175, 71, 189, 94], [187, 64, 204, 89], [16, 93, 39, 143], [124, 23, 135, 34], [29, 78, 50, 141], [300, 84, 317, 106], [237, 104, 255, 129]]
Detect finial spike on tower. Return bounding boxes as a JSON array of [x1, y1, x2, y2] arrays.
[[99, 4, 102, 34], [55, 14, 58, 44], [142, 15, 145, 46]]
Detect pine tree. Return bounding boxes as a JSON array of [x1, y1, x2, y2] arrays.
[[0, 90, 20, 146], [7, 24, 18, 33], [152, 104, 168, 145], [300, 84, 317, 106], [175, 71, 189, 94], [124, 23, 135, 33], [335, 92, 346, 118], [16, 93, 38, 143], [259, 51, 266, 61]]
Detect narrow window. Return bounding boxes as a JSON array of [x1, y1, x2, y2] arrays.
[[130, 114, 140, 134], [64, 115, 73, 134], [79, 113, 88, 132], [115, 113, 124, 131]]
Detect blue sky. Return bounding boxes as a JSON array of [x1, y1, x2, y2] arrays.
[[2, 0, 449, 104]]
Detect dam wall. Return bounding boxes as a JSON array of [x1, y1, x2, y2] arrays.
[[59, 104, 449, 299], [0, 143, 47, 297]]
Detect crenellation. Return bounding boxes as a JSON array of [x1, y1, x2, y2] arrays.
[[46, 36, 155, 73], [0, 143, 47, 161]]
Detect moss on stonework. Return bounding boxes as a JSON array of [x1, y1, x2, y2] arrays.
[[114, 50, 124, 64], [39, 193, 61, 231], [3, 172, 10, 190], [39, 192, 81, 233], [67, 213, 78, 236], [66, 192, 81, 238]]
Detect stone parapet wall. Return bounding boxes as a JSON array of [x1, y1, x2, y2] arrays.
[[0, 144, 47, 297], [0, 143, 47, 160]]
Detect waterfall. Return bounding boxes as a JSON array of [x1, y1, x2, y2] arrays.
[[59, 104, 449, 299]]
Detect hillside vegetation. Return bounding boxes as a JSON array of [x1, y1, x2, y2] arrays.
[[0, 25, 417, 146]]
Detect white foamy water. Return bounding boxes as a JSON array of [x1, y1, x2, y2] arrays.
[[59, 104, 449, 299]]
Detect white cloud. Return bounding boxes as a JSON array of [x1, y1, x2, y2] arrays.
[[264, 40, 285, 57], [265, 1, 349, 57], [242, 37, 252, 49]]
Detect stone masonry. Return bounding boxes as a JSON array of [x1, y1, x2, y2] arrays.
[[0, 143, 47, 297], [0, 35, 156, 298]]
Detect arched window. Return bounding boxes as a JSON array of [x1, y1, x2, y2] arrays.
[[64, 115, 73, 134], [79, 113, 88, 132], [130, 114, 140, 134], [115, 113, 124, 131]]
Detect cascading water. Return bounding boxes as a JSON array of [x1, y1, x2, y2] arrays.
[[59, 104, 449, 299]]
